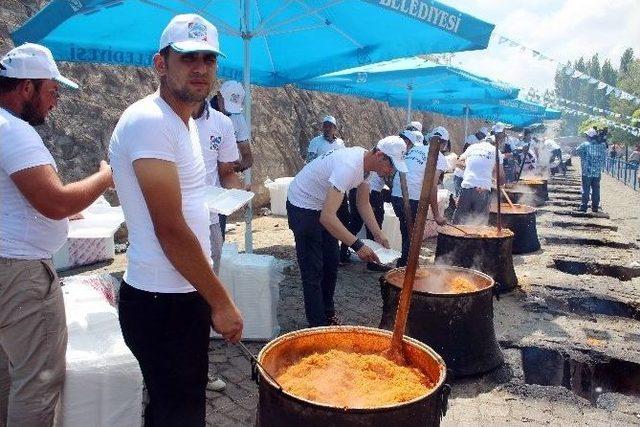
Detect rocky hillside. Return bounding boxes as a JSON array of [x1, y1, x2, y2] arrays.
[[2, 0, 481, 210]]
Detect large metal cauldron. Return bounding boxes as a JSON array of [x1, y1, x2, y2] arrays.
[[489, 203, 540, 254], [379, 266, 503, 378], [256, 326, 449, 427], [435, 225, 518, 293], [503, 180, 548, 206]]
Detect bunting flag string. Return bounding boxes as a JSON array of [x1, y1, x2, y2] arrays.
[[491, 33, 640, 105], [527, 89, 636, 122], [525, 97, 640, 137]]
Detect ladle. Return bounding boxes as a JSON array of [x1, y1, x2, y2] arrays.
[[384, 139, 441, 364], [237, 341, 282, 391]]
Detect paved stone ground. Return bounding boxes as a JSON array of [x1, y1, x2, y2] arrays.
[[64, 157, 640, 426]]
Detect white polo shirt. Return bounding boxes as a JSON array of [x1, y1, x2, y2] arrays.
[[109, 92, 210, 293], [194, 104, 239, 225], [460, 141, 503, 190], [0, 108, 68, 259], [306, 135, 345, 161], [391, 144, 449, 200], [229, 113, 250, 142], [288, 146, 366, 211]]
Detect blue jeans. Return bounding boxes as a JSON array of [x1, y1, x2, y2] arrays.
[[581, 176, 601, 211], [287, 201, 339, 327], [390, 196, 419, 268]]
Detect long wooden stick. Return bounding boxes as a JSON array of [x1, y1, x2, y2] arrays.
[[495, 140, 502, 232], [515, 143, 530, 183], [399, 172, 414, 237], [387, 140, 441, 363]]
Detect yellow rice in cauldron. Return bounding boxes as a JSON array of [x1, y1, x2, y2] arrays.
[[277, 349, 434, 408]]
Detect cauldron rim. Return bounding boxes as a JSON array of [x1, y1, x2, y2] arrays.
[[382, 266, 495, 298], [489, 203, 537, 215], [438, 224, 514, 239], [256, 326, 447, 413]]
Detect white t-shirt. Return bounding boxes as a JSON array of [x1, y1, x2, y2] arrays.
[[544, 139, 561, 151], [465, 134, 480, 145], [229, 113, 250, 142], [109, 92, 211, 293], [391, 144, 449, 200], [306, 135, 345, 161], [195, 104, 239, 225], [460, 141, 503, 190], [0, 108, 69, 259], [288, 146, 366, 211], [368, 172, 385, 192]]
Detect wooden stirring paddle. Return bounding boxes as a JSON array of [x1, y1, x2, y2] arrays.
[[501, 188, 516, 210], [383, 139, 441, 365]]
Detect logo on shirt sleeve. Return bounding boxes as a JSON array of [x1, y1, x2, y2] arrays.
[[209, 134, 222, 151]]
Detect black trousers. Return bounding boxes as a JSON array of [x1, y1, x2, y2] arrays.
[[390, 196, 419, 268], [337, 193, 351, 257], [118, 282, 211, 427], [286, 201, 339, 327]]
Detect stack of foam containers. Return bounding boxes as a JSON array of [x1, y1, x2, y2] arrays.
[[56, 279, 143, 427], [215, 243, 282, 340], [53, 196, 125, 271], [382, 202, 402, 252], [264, 177, 294, 216]]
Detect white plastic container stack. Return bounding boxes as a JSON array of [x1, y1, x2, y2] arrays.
[[382, 202, 402, 251], [215, 244, 282, 340], [53, 197, 125, 271], [56, 278, 143, 427], [264, 177, 294, 216]]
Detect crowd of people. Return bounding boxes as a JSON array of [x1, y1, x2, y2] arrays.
[[0, 10, 619, 427]]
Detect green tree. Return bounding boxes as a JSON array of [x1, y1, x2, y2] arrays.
[[610, 59, 640, 145], [619, 47, 634, 76]]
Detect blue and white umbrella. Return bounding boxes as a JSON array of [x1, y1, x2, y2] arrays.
[[12, 0, 495, 251]]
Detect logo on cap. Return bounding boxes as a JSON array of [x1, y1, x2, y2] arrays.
[[188, 22, 207, 41], [230, 93, 241, 104]]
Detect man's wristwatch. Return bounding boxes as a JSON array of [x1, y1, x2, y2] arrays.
[[350, 239, 365, 252]]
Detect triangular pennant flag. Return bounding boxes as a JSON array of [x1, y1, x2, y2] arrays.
[[572, 70, 582, 78], [606, 86, 615, 95], [597, 82, 607, 90], [509, 41, 518, 47], [498, 36, 509, 45]]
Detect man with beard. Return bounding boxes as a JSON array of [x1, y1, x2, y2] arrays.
[[109, 15, 243, 426], [0, 43, 113, 426]]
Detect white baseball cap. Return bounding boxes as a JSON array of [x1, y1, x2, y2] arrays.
[[159, 14, 224, 56], [585, 128, 597, 138], [377, 136, 408, 173], [0, 43, 78, 89], [429, 126, 450, 141], [400, 129, 421, 146], [478, 127, 489, 136], [492, 122, 506, 134], [322, 115, 337, 125], [220, 80, 245, 114], [406, 121, 423, 132]]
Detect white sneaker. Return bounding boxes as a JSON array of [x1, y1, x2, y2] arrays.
[[207, 375, 226, 392]]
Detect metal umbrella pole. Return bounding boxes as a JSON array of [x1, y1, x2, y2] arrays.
[[406, 84, 413, 123], [463, 105, 469, 139], [242, 0, 253, 253]]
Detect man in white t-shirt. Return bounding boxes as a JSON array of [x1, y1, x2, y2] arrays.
[[306, 115, 346, 162], [391, 127, 449, 267], [193, 98, 241, 272], [108, 15, 242, 426], [211, 80, 252, 238], [544, 138, 566, 176], [0, 43, 113, 426], [305, 115, 353, 262], [286, 137, 406, 327], [453, 124, 506, 225]]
